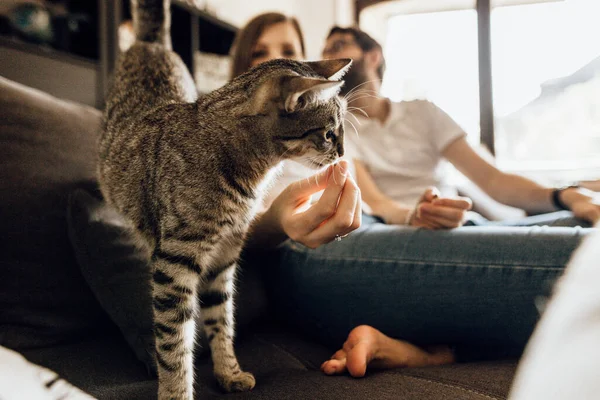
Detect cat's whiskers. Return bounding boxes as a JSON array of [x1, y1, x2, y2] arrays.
[[345, 111, 362, 126], [347, 93, 381, 104], [346, 106, 369, 119], [279, 145, 296, 161], [343, 79, 382, 101], [345, 90, 377, 104], [345, 88, 380, 104], [344, 117, 360, 139], [346, 86, 379, 96]]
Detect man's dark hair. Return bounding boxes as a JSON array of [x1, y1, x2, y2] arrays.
[[327, 26, 386, 81]]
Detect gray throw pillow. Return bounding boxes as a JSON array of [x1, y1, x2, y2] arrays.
[[0, 77, 109, 349], [67, 189, 269, 373], [67, 189, 158, 372]]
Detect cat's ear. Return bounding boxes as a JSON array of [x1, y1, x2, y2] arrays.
[[305, 59, 353, 81], [283, 76, 344, 112]]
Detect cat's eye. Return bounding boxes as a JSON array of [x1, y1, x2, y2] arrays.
[[325, 130, 335, 142]]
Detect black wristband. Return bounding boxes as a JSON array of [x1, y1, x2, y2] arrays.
[[551, 185, 579, 211]]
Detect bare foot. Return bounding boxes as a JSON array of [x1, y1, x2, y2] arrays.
[[320, 325, 455, 378]]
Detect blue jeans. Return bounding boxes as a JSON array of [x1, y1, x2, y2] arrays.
[[261, 212, 593, 358]]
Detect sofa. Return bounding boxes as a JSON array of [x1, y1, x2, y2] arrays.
[[0, 75, 518, 400]]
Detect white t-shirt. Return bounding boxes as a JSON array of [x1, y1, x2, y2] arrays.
[[347, 99, 466, 207]]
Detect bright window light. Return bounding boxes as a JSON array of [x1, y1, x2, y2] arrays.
[[492, 0, 600, 182], [382, 9, 480, 143]]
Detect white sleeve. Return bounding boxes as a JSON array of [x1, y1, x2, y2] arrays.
[[0, 346, 96, 400], [423, 101, 467, 153], [508, 225, 600, 400]]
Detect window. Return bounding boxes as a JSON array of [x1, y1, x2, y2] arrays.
[[367, 0, 600, 185], [382, 9, 480, 143], [492, 0, 600, 183]]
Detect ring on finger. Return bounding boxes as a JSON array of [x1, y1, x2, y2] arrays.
[[334, 234, 349, 242]]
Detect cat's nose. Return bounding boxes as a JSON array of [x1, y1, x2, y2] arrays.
[[337, 142, 344, 157]]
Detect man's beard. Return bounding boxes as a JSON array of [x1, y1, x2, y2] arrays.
[[339, 56, 370, 97]]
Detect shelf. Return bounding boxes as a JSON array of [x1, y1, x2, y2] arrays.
[[0, 35, 97, 69], [1, 0, 238, 109], [172, 0, 238, 33]]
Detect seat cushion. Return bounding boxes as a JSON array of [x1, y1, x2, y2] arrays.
[[21, 322, 516, 400], [0, 76, 110, 349], [67, 189, 271, 372]]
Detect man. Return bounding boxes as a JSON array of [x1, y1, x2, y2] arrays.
[[322, 26, 598, 228], [319, 26, 600, 378]]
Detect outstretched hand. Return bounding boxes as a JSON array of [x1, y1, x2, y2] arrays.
[[409, 188, 472, 229], [270, 160, 362, 249], [561, 187, 600, 225]]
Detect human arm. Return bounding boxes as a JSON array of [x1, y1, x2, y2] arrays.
[[245, 161, 361, 249], [354, 159, 471, 229], [443, 137, 600, 223]]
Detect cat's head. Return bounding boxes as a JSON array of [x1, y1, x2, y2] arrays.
[[235, 58, 352, 169]]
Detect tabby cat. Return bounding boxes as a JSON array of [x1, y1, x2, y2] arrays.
[[98, 0, 351, 398]]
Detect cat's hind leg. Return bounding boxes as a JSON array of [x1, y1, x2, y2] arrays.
[[200, 261, 256, 392], [151, 248, 202, 400]]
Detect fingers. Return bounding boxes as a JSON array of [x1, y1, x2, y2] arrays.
[[412, 195, 471, 229], [303, 177, 360, 247], [411, 218, 444, 230], [431, 196, 473, 211], [584, 205, 600, 224], [419, 203, 467, 228], [285, 163, 335, 202], [420, 187, 441, 203], [302, 162, 349, 230], [591, 208, 600, 224], [579, 209, 600, 224], [420, 213, 463, 229], [283, 161, 361, 248], [352, 191, 362, 229]]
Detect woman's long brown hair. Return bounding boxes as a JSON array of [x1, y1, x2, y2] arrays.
[[229, 12, 306, 79]]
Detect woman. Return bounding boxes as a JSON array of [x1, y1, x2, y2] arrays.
[[233, 13, 595, 378]]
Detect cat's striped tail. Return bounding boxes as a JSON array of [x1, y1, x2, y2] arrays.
[[131, 0, 172, 49]]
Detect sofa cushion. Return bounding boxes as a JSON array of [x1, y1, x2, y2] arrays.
[[21, 322, 516, 400], [67, 188, 270, 372], [67, 188, 158, 370], [0, 77, 109, 349]]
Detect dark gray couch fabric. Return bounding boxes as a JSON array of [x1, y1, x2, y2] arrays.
[[21, 324, 516, 400], [0, 76, 110, 349], [67, 188, 271, 372], [1, 76, 517, 399]]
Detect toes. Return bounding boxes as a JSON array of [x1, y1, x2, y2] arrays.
[[216, 371, 256, 393], [346, 341, 372, 378], [321, 349, 348, 375], [331, 349, 346, 360], [348, 325, 378, 342], [344, 325, 379, 352], [321, 358, 346, 375]]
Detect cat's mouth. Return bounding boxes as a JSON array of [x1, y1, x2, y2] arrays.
[[309, 160, 327, 168], [298, 153, 339, 170]]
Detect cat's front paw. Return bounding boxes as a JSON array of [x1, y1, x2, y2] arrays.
[[216, 371, 256, 393]]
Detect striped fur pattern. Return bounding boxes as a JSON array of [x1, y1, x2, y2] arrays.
[[98, 1, 351, 399]]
